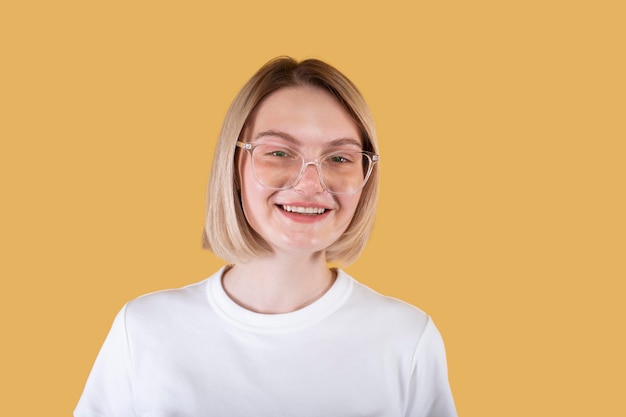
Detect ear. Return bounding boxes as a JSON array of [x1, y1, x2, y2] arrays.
[[234, 146, 243, 191], [234, 126, 251, 192]]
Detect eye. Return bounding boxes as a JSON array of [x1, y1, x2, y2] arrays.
[[270, 150, 290, 158], [327, 152, 357, 164], [256, 144, 296, 159]]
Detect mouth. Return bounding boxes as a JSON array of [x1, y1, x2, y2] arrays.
[[279, 204, 328, 215]]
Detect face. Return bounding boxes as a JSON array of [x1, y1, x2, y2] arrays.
[[238, 86, 363, 258]]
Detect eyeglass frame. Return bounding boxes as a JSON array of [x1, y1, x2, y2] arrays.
[[236, 140, 380, 195]]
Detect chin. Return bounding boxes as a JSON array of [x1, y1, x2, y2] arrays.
[[273, 236, 336, 256]]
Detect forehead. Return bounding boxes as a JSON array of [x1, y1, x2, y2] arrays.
[[246, 86, 362, 146]]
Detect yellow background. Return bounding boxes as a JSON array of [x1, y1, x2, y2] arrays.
[[1, 1, 624, 415]]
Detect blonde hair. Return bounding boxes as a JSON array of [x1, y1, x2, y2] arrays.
[[203, 56, 379, 266]]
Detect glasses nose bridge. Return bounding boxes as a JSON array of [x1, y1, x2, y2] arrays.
[[294, 158, 325, 191], [301, 158, 326, 181], [302, 158, 321, 171]]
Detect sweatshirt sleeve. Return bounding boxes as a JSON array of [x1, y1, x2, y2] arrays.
[[74, 305, 137, 417], [405, 317, 458, 417]]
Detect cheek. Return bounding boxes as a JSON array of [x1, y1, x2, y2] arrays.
[[237, 153, 257, 198], [339, 193, 362, 222], [238, 163, 272, 231]]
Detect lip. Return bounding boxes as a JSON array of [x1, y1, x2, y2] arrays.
[[275, 203, 332, 223]]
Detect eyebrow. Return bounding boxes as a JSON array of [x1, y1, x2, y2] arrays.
[[254, 130, 362, 149]]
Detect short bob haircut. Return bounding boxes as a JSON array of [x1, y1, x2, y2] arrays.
[[203, 56, 379, 266]]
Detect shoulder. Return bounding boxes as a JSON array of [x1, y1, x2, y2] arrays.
[[127, 278, 208, 312], [122, 268, 224, 326], [336, 270, 451, 368], [339, 270, 432, 339], [346, 271, 429, 320]]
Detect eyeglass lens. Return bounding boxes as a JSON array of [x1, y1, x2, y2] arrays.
[[250, 144, 372, 194]]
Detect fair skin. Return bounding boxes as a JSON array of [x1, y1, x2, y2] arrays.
[[223, 86, 363, 314]]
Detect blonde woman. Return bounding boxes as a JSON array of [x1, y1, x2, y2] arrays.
[[75, 57, 457, 417]]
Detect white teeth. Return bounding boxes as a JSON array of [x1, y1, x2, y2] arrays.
[[281, 205, 326, 214]]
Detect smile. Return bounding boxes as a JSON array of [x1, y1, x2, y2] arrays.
[[280, 205, 327, 215]]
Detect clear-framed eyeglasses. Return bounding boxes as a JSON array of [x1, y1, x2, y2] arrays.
[[236, 141, 380, 195]]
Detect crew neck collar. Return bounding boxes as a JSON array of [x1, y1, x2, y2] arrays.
[[207, 266, 353, 333]]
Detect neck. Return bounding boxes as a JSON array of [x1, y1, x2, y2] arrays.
[[222, 253, 336, 314]]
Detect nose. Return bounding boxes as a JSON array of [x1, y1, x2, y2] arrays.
[[292, 162, 325, 194]]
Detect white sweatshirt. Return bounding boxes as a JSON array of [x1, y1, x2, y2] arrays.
[[75, 267, 457, 417]]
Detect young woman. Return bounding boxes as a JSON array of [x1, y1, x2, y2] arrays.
[[75, 57, 457, 417]]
